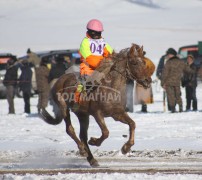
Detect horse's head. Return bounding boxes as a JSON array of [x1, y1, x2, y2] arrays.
[[126, 44, 155, 88]]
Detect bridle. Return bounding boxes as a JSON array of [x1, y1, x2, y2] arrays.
[[125, 54, 139, 81], [111, 50, 140, 81], [111, 50, 151, 88]]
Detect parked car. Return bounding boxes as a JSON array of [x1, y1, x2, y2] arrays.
[[178, 42, 202, 81], [19, 49, 81, 65]]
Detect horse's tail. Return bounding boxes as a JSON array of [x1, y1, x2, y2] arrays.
[[40, 107, 63, 125], [40, 77, 69, 125]]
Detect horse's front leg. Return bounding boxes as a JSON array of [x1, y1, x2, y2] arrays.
[[88, 110, 109, 147], [76, 112, 99, 167], [64, 110, 87, 157], [112, 112, 136, 154]]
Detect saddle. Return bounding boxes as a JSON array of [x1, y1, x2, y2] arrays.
[[73, 58, 114, 107]]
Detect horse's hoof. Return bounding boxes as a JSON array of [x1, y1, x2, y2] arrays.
[[88, 137, 99, 146], [121, 144, 131, 154], [89, 159, 100, 167]]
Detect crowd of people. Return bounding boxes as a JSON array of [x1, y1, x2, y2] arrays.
[[126, 47, 200, 113], [2, 19, 200, 115], [3, 49, 70, 114], [156, 48, 199, 113]]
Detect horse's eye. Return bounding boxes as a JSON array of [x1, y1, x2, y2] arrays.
[[129, 59, 137, 65]]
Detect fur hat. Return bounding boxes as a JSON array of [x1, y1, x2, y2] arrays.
[[144, 57, 155, 77], [166, 48, 177, 56]]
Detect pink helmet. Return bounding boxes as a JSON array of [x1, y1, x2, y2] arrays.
[[86, 19, 104, 32]]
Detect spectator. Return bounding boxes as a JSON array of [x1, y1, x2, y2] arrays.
[[3, 57, 18, 114], [181, 55, 198, 111], [35, 59, 50, 113], [126, 52, 155, 113], [161, 48, 193, 113], [134, 83, 154, 113], [64, 55, 72, 68], [156, 50, 170, 111], [48, 55, 67, 88], [26, 48, 41, 92], [18, 61, 33, 114], [156, 54, 167, 80]]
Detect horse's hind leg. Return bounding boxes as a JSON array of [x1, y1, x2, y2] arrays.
[[64, 109, 87, 157], [112, 112, 136, 154], [76, 112, 99, 167], [88, 111, 109, 147]]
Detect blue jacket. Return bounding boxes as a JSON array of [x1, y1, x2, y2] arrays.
[[19, 63, 33, 93]]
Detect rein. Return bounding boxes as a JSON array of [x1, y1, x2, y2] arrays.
[[111, 50, 139, 81], [111, 58, 127, 79], [126, 55, 138, 81]]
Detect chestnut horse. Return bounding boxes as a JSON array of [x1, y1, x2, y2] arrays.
[[40, 44, 153, 167]]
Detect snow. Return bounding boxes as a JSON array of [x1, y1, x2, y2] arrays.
[[2, 173, 202, 180], [0, 83, 202, 179], [1, 0, 202, 179]]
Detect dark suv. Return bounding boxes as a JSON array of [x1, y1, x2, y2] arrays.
[[178, 44, 202, 81], [18, 49, 81, 94], [0, 53, 18, 98], [19, 49, 81, 65]]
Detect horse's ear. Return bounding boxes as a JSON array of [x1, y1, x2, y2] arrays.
[[138, 46, 144, 56], [139, 46, 144, 54], [139, 45, 143, 52], [129, 43, 136, 57]]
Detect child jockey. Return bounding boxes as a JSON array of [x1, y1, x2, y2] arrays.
[[75, 19, 113, 103], [80, 19, 113, 77]]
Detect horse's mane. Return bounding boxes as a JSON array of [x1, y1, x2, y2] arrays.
[[95, 43, 142, 73]]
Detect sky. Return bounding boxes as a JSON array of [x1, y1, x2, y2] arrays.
[[0, 0, 202, 65], [0, 0, 202, 179]]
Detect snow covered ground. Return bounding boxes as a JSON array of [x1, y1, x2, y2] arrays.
[[1, 0, 202, 179], [0, 82, 202, 179]]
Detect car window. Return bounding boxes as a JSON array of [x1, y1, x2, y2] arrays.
[[178, 47, 198, 58], [72, 52, 80, 58], [179, 51, 187, 59]]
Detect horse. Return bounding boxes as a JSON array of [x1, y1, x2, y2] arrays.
[[40, 43, 154, 167]]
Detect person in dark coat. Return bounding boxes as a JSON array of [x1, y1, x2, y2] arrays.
[[156, 50, 171, 111], [156, 54, 167, 80], [48, 55, 68, 87], [48, 56, 67, 82], [3, 57, 18, 114], [36, 59, 50, 113], [181, 55, 198, 111], [161, 48, 193, 113], [18, 61, 33, 114]]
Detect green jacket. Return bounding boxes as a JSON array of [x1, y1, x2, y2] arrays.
[[161, 56, 193, 87]]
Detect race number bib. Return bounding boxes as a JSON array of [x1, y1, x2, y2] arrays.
[[89, 39, 106, 56]]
